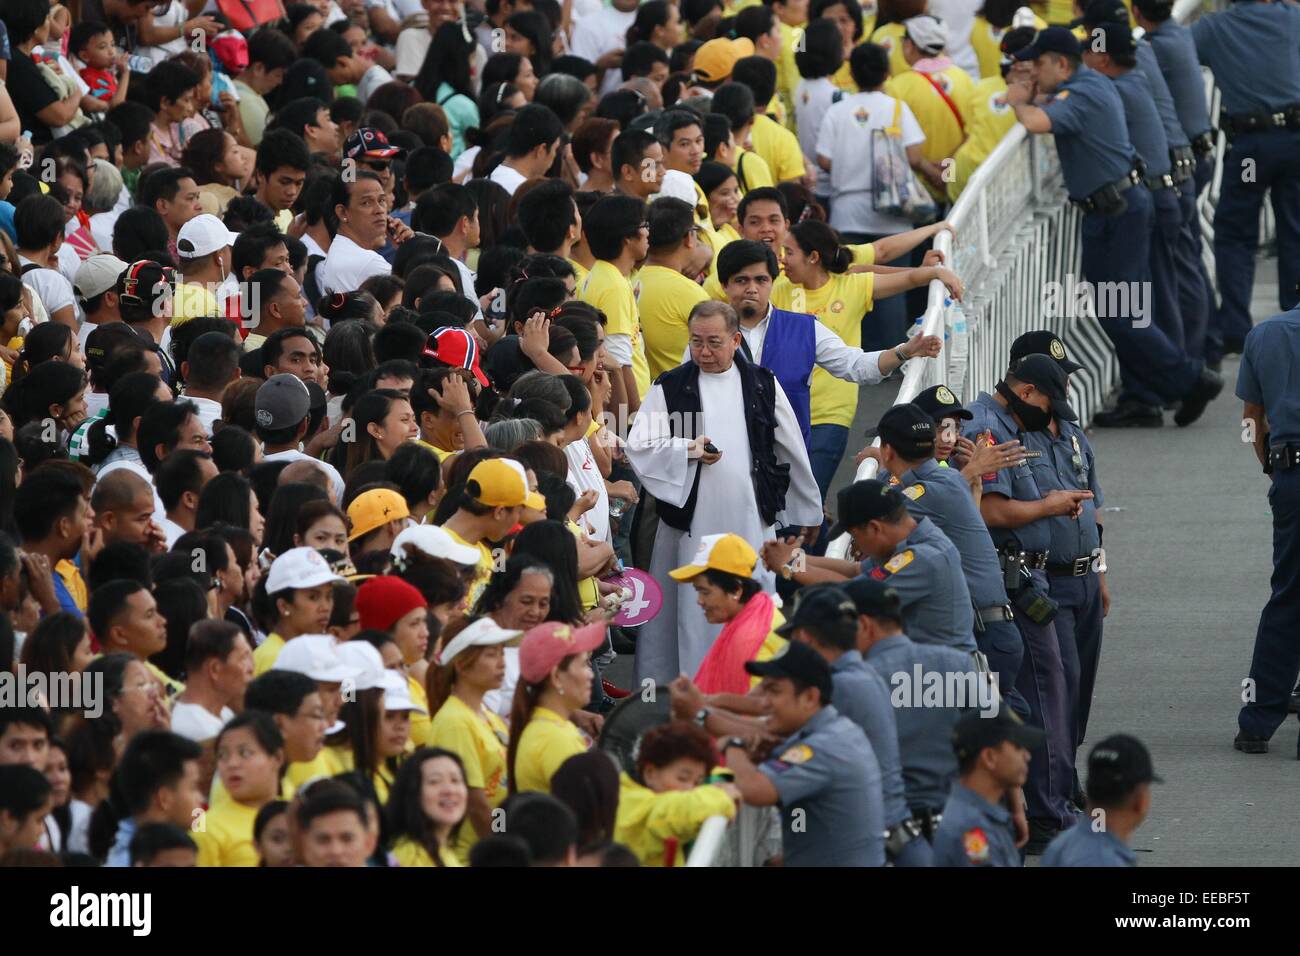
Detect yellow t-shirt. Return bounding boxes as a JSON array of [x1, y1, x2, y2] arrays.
[[172, 281, 220, 323], [969, 15, 1047, 79], [144, 660, 185, 699], [252, 633, 286, 677], [703, 236, 872, 302], [428, 693, 509, 862], [870, 22, 909, 76], [443, 527, 494, 610], [285, 746, 349, 793], [775, 22, 804, 125], [325, 745, 396, 804], [416, 438, 453, 462], [750, 113, 805, 183], [567, 258, 590, 291], [580, 259, 650, 399], [391, 836, 464, 867], [772, 271, 875, 428], [950, 76, 1017, 202], [735, 147, 774, 194], [408, 674, 434, 748], [195, 798, 261, 867], [613, 773, 737, 866], [513, 705, 589, 794], [832, 59, 858, 93], [885, 66, 976, 187], [634, 264, 709, 380]]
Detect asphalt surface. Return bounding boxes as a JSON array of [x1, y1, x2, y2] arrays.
[[611, 257, 1289, 866]]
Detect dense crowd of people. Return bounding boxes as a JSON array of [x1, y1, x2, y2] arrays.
[[0, 0, 1175, 869]]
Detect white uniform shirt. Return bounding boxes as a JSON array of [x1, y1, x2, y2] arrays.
[[319, 233, 392, 295]]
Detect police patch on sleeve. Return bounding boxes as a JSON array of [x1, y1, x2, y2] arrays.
[[883, 550, 915, 573], [963, 828, 990, 864], [901, 483, 925, 501], [779, 744, 814, 764]]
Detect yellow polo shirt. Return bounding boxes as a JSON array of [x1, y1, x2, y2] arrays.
[[409, 674, 434, 748], [750, 113, 805, 183], [885, 66, 975, 191], [950, 76, 1017, 201], [634, 264, 709, 380], [416, 438, 453, 462], [429, 693, 509, 863], [172, 281, 220, 323], [772, 271, 875, 428], [391, 836, 464, 867], [513, 705, 588, 794], [969, 14, 1046, 79], [580, 259, 649, 398], [195, 799, 261, 867], [567, 257, 590, 291], [285, 746, 349, 793], [613, 773, 737, 866], [252, 633, 285, 677], [870, 22, 908, 76], [775, 22, 804, 124], [735, 147, 774, 193], [443, 527, 494, 610]]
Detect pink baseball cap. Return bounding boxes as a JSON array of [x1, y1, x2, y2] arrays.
[[518, 621, 607, 684]]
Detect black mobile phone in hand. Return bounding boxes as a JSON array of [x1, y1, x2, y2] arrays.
[[703, 442, 719, 455]]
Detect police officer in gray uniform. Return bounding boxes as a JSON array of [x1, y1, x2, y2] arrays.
[[778, 584, 932, 866], [1012, 338, 1109, 802], [964, 354, 1089, 851], [875, 403, 1027, 718], [1133, 0, 1219, 364], [932, 709, 1042, 867], [722, 640, 886, 866], [846, 577, 980, 844], [1042, 734, 1161, 867], [1192, 0, 1300, 356], [765, 481, 977, 651]]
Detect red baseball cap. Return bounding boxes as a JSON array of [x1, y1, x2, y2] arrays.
[[354, 575, 427, 631], [518, 621, 607, 684], [424, 326, 490, 388]]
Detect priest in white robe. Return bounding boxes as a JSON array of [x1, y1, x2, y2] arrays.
[[625, 301, 823, 685]]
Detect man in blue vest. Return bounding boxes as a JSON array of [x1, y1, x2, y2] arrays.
[[717, 239, 941, 447]]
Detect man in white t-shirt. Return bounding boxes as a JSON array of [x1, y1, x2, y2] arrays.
[[815, 43, 927, 238], [170, 620, 254, 743], [15, 194, 78, 326], [488, 104, 565, 196], [73, 255, 129, 353], [255, 375, 347, 503], [571, 0, 639, 74], [180, 330, 241, 437]]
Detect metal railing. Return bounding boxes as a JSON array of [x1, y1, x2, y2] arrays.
[[685, 816, 730, 866], [825, 0, 1222, 560]]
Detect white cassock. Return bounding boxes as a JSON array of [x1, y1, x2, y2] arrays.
[[625, 361, 823, 685]]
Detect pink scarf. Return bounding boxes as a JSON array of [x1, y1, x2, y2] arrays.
[[694, 592, 777, 695]]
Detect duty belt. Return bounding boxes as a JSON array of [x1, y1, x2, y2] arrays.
[[976, 603, 1015, 625], [910, 807, 943, 842], [1191, 130, 1215, 156], [1220, 104, 1300, 137], [885, 818, 924, 859], [1144, 172, 1176, 191], [1046, 555, 1096, 577], [999, 550, 1048, 571], [1072, 168, 1140, 214], [1169, 145, 1195, 184], [1268, 445, 1300, 471]]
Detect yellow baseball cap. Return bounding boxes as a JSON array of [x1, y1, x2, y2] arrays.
[[347, 488, 411, 541], [669, 533, 758, 581], [694, 37, 756, 83], [467, 458, 546, 512]]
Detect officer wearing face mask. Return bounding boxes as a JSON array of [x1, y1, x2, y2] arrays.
[[963, 353, 1092, 854], [1012, 334, 1108, 812]]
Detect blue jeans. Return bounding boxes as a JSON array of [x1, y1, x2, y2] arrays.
[[807, 423, 848, 554]]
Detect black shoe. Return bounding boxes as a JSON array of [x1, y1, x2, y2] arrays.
[[1234, 731, 1269, 754], [1092, 401, 1164, 428], [611, 627, 637, 655], [1221, 336, 1245, 356], [1289, 683, 1300, 714], [1024, 818, 1059, 856], [1174, 368, 1225, 427]]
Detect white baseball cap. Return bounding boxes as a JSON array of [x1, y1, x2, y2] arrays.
[[177, 213, 237, 260], [390, 525, 481, 568], [903, 14, 948, 55], [272, 634, 361, 683], [74, 255, 129, 300], [378, 669, 427, 713], [433, 617, 523, 668], [265, 547, 345, 595], [335, 640, 386, 691]]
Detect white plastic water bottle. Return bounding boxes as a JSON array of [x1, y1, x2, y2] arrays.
[[947, 298, 969, 398]]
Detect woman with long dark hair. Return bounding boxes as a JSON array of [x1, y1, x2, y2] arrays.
[[413, 22, 481, 158], [262, 482, 330, 559], [387, 746, 469, 867], [196, 473, 266, 549], [504, 11, 554, 77], [339, 388, 418, 479]]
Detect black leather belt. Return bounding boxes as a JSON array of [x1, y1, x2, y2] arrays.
[[1221, 105, 1300, 137], [976, 603, 1015, 624], [1046, 556, 1095, 577], [1269, 445, 1300, 471], [1072, 168, 1141, 213], [1000, 551, 1048, 571]]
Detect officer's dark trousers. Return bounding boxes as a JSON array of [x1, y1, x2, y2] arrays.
[[1011, 570, 1074, 828], [1080, 188, 1201, 406], [1214, 129, 1300, 345], [1192, 153, 1224, 362], [978, 618, 1029, 719], [1148, 185, 1186, 353], [1174, 179, 1212, 360], [1048, 571, 1104, 762], [1239, 467, 1300, 740]]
